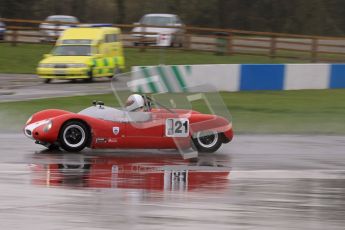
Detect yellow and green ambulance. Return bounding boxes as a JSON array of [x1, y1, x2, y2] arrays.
[[37, 26, 125, 83]]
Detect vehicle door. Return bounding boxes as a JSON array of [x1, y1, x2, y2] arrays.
[[92, 39, 110, 77], [124, 112, 166, 148], [107, 32, 124, 70], [92, 120, 128, 148]]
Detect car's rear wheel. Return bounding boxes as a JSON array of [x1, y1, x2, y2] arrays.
[[192, 131, 222, 153], [59, 121, 90, 152]]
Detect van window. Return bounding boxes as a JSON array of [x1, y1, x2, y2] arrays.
[[52, 45, 91, 56], [105, 34, 118, 43]]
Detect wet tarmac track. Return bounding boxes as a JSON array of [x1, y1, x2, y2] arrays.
[[0, 73, 128, 102], [1, 133, 345, 229]]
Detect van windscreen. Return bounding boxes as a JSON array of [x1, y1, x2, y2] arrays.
[[62, 39, 92, 45], [52, 45, 91, 56]]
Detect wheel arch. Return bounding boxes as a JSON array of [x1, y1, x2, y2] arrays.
[[220, 132, 231, 143]]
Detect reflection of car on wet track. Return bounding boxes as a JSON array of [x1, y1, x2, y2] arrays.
[[30, 153, 230, 191], [24, 95, 233, 153]]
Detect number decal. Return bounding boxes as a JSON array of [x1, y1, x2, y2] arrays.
[[165, 118, 189, 137], [175, 121, 182, 133]]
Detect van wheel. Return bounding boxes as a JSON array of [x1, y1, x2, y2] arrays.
[[109, 67, 121, 79], [44, 79, 51, 84], [85, 68, 93, 83], [111, 67, 121, 79]]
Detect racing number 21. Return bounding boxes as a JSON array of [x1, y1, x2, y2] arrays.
[[165, 118, 189, 137]]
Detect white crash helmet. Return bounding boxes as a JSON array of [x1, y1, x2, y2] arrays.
[[125, 94, 145, 111]]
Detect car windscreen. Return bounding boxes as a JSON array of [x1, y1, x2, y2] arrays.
[[52, 45, 91, 56], [140, 16, 172, 26]]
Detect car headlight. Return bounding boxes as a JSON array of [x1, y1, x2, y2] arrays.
[[43, 120, 53, 132], [26, 116, 33, 125], [39, 63, 55, 68], [67, 63, 87, 68]]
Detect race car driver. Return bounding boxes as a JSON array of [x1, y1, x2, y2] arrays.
[[125, 94, 150, 112]]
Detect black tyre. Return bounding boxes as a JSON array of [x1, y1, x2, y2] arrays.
[[192, 131, 222, 153], [44, 79, 51, 84], [59, 121, 90, 152], [170, 35, 178, 48], [113, 67, 121, 78], [85, 68, 93, 83]]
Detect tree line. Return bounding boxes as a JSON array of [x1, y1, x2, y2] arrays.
[[1, 0, 345, 36]]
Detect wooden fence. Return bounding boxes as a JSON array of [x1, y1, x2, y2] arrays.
[[1, 18, 345, 63]]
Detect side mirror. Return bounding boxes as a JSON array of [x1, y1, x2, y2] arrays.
[[44, 54, 52, 58]]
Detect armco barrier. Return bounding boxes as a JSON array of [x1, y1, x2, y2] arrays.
[[131, 64, 345, 93]]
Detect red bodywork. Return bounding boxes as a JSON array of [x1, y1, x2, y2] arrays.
[[24, 107, 233, 150]]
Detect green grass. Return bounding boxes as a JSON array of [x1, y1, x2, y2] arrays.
[[0, 43, 306, 74], [0, 44, 53, 74], [1, 89, 345, 134]]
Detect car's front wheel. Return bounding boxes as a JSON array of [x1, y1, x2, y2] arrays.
[[59, 121, 90, 152], [85, 68, 93, 83], [44, 79, 51, 84], [192, 131, 222, 153]]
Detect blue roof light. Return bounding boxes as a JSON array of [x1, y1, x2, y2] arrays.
[[78, 23, 113, 28]]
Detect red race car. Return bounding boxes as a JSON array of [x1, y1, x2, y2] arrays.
[[24, 94, 233, 153]]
